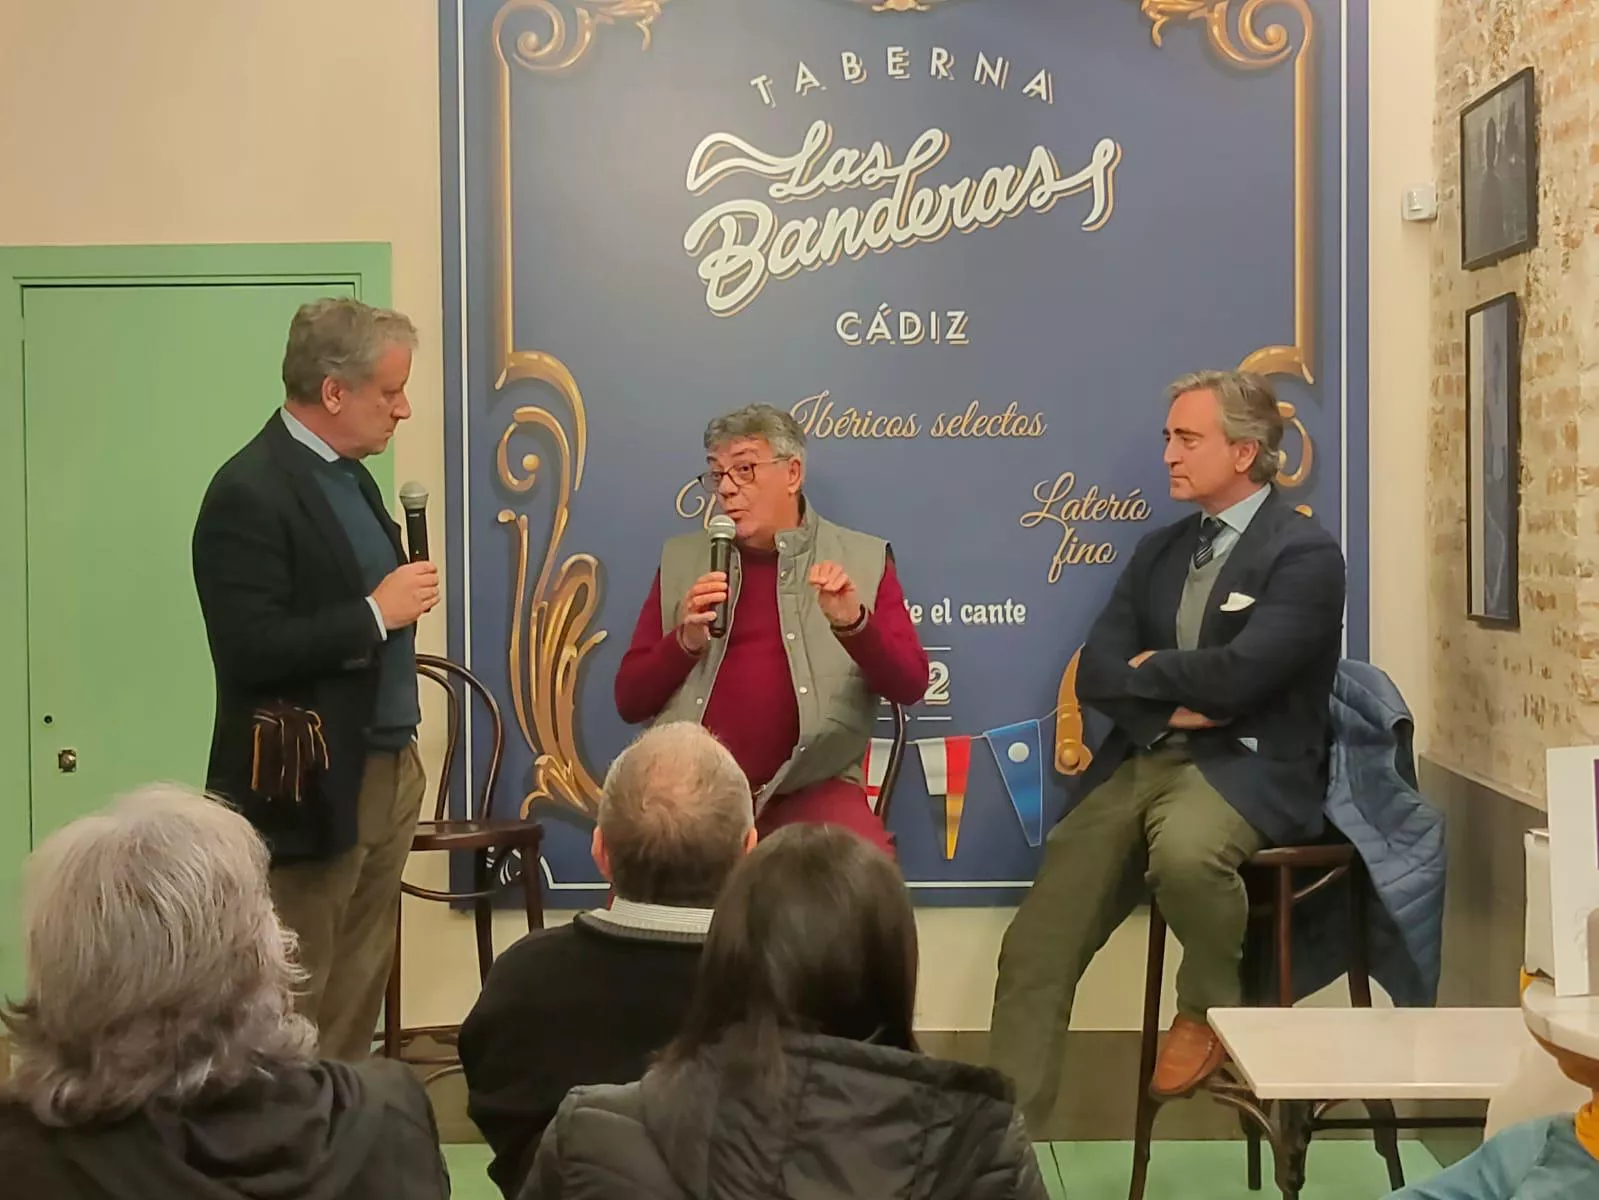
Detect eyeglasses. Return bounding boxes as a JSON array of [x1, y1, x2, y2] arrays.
[[697, 458, 789, 490]]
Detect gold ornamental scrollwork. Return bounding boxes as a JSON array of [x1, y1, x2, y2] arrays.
[[1054, 646, 1093, 777], [1139, 0, 1318, 494], [491, 0, 658, 817], [1275, 400, 1313, 489], [861, 0, 956, 12], [498, 0, 670, 74]]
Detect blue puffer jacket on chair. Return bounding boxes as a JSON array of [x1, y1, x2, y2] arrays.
[[1285, 659, 1446, 1007]]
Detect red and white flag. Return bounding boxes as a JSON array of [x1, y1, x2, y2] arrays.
[[916, 735, 973, 861], [861, 738, 895, 809]]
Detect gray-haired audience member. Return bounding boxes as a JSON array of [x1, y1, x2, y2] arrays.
[[460, 722, 757, 1199], [0, 785, 449, 1200]]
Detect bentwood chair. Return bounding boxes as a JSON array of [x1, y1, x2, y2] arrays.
[[381, 655, 545, 1069], [871, 701, 910, 823]]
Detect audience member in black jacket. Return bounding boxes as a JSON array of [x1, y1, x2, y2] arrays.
[[522, 824, 1046, 1200], [460, 723, 756, 1198]]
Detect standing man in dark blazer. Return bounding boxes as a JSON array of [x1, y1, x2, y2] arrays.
[[989, 370, 1346, 1128], [192, 298, 439, 1059]]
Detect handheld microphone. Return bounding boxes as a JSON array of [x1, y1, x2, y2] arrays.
[[707, 514, 736, 639], [398, 481, 430, 563]]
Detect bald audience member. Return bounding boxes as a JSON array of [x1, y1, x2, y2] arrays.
[[459, 723, 756, 1199]]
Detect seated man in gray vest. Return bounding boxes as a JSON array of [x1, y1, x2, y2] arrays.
[[615, 404, 930, 854], [989, 371, 1347, 1127]]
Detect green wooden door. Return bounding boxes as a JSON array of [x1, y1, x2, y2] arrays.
[[23, 281, 359, 825], [0, 245, 391, 998]]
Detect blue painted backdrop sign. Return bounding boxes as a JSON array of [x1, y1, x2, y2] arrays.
[[439, 0, 1370, 906]]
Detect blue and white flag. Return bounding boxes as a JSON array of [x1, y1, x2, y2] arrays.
[[984, 719, 1045, 846]]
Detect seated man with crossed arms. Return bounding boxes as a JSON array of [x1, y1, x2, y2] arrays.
[[614, 404, 929, 854], [990, 370, 1347, 1128]]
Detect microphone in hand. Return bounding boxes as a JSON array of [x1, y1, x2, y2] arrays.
[[398, 481, 429, 563], [707, 515, 736, 639]]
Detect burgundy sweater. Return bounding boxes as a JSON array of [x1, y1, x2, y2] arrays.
[[615, 549, 928, 791]]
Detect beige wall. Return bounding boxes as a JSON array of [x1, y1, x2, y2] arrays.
[[0, 0, 1437, 1032], [1368, 0, 1439, 753], [1425, 0, 1599, 808]]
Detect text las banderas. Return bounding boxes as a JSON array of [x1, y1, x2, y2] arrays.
[[683, 121, 1121, 316]]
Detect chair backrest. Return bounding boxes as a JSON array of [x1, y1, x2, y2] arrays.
[[415, 654, 506, 823], [872, 702, 909, 822]]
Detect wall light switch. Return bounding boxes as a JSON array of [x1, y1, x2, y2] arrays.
[[1402, 184, 1439, 222]]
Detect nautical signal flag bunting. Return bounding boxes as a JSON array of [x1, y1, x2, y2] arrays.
[[982, 719, 1046, 847], [915, 736, 972, 861], [857, 717, 1056, 859], [862, 737, 895, 811]]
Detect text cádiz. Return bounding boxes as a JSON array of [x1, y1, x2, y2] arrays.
[[684, 120, 1122, 316]]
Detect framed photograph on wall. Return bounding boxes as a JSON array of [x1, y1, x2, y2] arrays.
[[1461, 67, 1538, 269], [1466, 292, 1520, 627]]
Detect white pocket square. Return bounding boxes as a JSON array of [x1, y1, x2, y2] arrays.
[[1219, 592, 1256, 612]]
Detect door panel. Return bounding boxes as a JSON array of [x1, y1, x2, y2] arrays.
[[22, 281, 356, 839]]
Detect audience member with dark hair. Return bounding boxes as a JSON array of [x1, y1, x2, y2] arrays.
[[521, 823, 1047, 1200], [461, 722, 757, 1198], [0, 785, 449, 1200]]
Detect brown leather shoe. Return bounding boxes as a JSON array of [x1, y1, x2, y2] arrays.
[[1151, 1014, 1227, 1098]]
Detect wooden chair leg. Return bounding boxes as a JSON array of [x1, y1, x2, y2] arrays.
[[1345, 860, 1403, 1186], [520, 848, 544, 930], [383, 905, 403, 1060], [1130, 1087, 1160, 1200], [472, 851, 494, 984], [1130, 904, 1169, 1200], [1273, 866, 1294, 1007], [1346, 858, 1375, 1007], [1237, 924, 1266, 1190], [1244, 1116, 1263, 1191], [1365, 1099, 1406, 1190], [1249, 866, 1295, 1193]]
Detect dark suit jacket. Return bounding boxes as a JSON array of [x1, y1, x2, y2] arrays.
[[1074, 488, 1346, 845], [192, 414, 401, 862]]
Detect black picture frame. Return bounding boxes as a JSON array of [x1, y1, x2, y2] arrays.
[[1465, 292, 1520, 628], [1460, 67, 1538, 270]]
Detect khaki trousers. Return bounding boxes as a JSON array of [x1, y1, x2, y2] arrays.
[[270, 744, 426, 1061], [989, 749, 1265, 1129]]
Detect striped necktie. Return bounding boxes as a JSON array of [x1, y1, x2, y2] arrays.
[[1192, 516, 1224, 570]]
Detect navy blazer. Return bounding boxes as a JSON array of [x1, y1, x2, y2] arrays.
[[1073, 487, 1347, 844], [192, 415, 399, 862]]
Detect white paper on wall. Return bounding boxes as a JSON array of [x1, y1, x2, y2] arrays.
[[1544, 748, 1599, 997], [1524, 829, 1553, 980]]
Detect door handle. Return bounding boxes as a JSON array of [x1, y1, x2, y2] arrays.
[[57, 748, 78, 774]]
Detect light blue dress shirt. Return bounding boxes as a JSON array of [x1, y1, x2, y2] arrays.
[[1205, 484, 1272, 559]]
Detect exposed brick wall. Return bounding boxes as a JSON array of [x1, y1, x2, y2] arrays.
[[1428, 1, 1599, 802]]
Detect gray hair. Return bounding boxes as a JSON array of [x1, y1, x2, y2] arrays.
[[703, 403, 807, 464], [599, 723, 753, 906], [1168, 369, 1285, 484], [281, 297, 418, 404], [1, 785, 315, 1126]]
